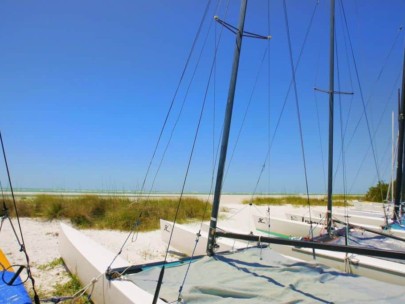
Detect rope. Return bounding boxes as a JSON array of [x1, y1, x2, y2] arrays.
[[223, 44, 269, 181], [0, 132, 40, 303], [105, 215, 141, 277], [348, 70, 401, 195], [249, 0, 319, 211], [334, 28, 350, 245], [155, 3, 227, 301], [173, 1, 234, 300], [144, 0, 222, 204], [136, 0, 214, 201], [282, 0, 314, 239], [339, 1, 384, 199], [176, 230, 201, 303], [313, 66, 327, 194]]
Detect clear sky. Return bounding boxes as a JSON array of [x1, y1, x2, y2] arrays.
[[0, 0, 404, 195]]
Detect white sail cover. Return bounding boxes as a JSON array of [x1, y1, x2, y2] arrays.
[[127, 247, 405, 303]]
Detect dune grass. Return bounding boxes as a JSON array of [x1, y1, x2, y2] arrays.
[[53, 273, 91, 304], [6, 195, 211, 232], [243, 195, 362, 207]]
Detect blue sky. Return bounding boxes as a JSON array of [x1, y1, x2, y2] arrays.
[[0, 0, 404, 195]]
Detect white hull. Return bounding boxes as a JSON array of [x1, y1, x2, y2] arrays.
[[321, 211, 387, 227], [253, 214, 326, 239], [251, 217, 405, 285], [270, 243, 405, 286], [59, 223, 165, 304], [160, 219, 248, 256], [161, 218, 405, 286], [285, 211, 405, 239]]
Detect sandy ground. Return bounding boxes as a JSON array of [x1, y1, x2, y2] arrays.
[[1, 196, 355, 300]]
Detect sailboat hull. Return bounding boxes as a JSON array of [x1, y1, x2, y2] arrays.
[[160, 219, 248, 256], [253, 214, 325, 239], [59, 223, 165, 304]]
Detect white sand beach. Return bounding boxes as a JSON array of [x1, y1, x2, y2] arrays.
[[1, 197, 360, 299]]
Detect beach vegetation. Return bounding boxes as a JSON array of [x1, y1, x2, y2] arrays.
[[53, 273, 91, 304], [7, 195, 210, 232], [364, 181, 390, 202], [38, 258, 64, 270], [243, 195, 360, 207]]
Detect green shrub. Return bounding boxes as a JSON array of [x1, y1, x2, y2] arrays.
[[364, 181, 389, 202]]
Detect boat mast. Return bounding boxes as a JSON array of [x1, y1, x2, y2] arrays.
[[207, 0, 248, 256], [394, 49, 405, 219], [391, 111, 395, 203], [326, 0, 336, 234]]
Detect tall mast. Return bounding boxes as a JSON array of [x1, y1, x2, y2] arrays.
[[394, 49, 405, 219], [387, 111, 395, 202], [326, 0, 336, 234], [207, 0, 248, 256]]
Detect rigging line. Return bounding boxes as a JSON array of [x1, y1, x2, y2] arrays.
[[0, 180, 9, 232], [193, 0, 233, 240], [267, 0, 271, 194], [218, 11, 272, 186], [340, 1, 383, 191], [344, 26, 403, 143], [136, 0, 213, 199], [331, 27, 349, 194], [339, 12, 403, 158], [207, 0, 232, 209], [348, 72, 402, 194], [251, 0, 319, 199], [166, 8, 238, 293], [153, 59, 212, 301], [313, 46, 327, 194], [211, 8, 218, 201], [106, 214, 141, 276], [345, 71, 402, 179], [146, 0, 232, 202], [0, 132, 40, 304], [161, 39, 217, 270], [223, 44, 269, 182], [0, 133, 24, 247], [330, 0, 356, 189], [161, 14, 227, 264], [144, 3, 221, 199], [176, 228, 202, 302], [367, 26, 404, 102], [282, 0, 312, 236], [336, 35, 349, 245], [378, 139, 394, 180], [250, 1, 319, 234]]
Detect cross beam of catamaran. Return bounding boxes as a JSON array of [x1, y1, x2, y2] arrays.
[[215, 230, 405, 260]]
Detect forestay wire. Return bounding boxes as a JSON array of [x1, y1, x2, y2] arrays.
[[282, 0, 313, 238], [136, 0, 214, 200], [152, 1, 227, 302], [174, 2, 239, 302], [339, 0, 384, 197], [0, 132, 40, 304], [335, 35, 350, 245], [247, 1, 319, 237], [144, 3, 222, 200], [250, 1, 319, 194]]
